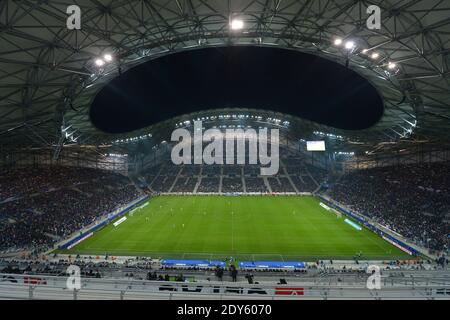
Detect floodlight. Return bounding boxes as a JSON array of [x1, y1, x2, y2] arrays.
[[345, 41, 355, 49], [231, 19, 244, 30], [388, 62, 397, 69], [104, 54, 113, 62]]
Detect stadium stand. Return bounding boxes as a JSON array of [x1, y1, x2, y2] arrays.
[[0, 166, 120, 202], [290, 175, 314, 193], [285, 166, 304, 175], [202, 165, 222, 176], [197, 177, 220, 193], [301, 176, 318, 192], [223, 165, 242, 177], [159, 165, 181, 176], [150, 175, 176, 192], [267, 177, 296, 193], [243, 165, 261, 177], [245, 177, 268, 193], [171, 177, 198, 193], [144, 165, 162, 176], [141, 155, 325, 194], [327, 162, 450, 252], [180, 165, 201, 176], [0, 167, 142, 253], [222, 178, 244, 193], [0, 0, 449, 302], [306, 164, 327, 184]]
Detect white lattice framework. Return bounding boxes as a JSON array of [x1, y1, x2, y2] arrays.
[[0, 0, 449, 155]]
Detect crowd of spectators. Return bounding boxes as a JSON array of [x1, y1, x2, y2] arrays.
[[268, 177, 295, 193], [290, 175, 316, 192], [142, 156, 326, 193], [0, 166, 142, 253], [245, 178, 268, 193], [222, 178, 243, 193], [0, 166, 119, 202], [202, 165, 222, 176], [328, 162, 450, 252], [223, 165, 241, 176], [306, 164, 327, 184], [170, 178, 192, 193], [180, 166, 201, 176], [150, 176, 176, 192]]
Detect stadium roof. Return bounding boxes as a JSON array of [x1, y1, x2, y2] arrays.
[[0, 0, 449, 155]]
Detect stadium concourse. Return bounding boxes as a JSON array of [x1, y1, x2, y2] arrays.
[[0, 0, 449, 301]]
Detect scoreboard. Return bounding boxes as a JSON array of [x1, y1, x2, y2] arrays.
[[306, 141, 326, 151]]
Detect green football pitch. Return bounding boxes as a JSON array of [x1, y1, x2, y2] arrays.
[[62, 196, 411, 261]]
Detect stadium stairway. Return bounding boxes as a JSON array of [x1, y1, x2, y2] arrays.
[[218, 171, 223, 193], [148, 166, 163, 192], [169, 168, 183, 192], [194, 176, 202, 193], [263, 177, 272, 193], [305, 167, 319, 189], [282, 165, 299, 193]]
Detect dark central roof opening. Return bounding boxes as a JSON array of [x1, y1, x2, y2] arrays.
[[90, 46, 384, 134]]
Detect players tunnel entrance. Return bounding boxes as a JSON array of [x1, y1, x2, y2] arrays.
[[90, 46, 384, 134]]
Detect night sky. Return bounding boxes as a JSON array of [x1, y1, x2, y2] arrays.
[[90, 46, 384, 134]]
